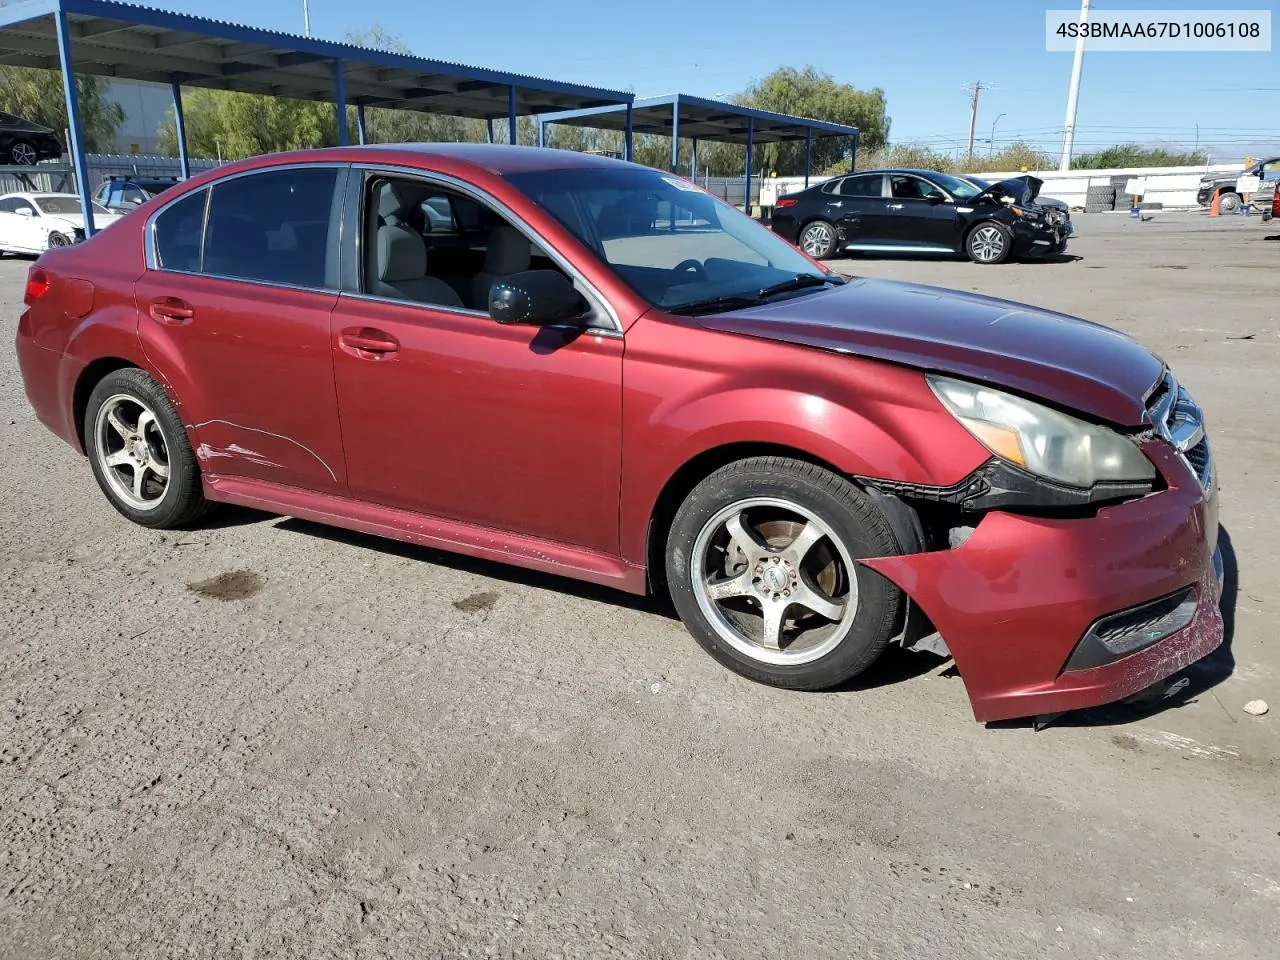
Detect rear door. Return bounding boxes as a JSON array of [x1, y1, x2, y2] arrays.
[[134, 164, 349, 494], [823, 173, 887, 247]]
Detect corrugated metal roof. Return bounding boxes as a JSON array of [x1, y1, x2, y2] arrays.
[[0, 0, 632, 118]]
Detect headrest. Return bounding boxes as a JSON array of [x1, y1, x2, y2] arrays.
[[377, 181, 430, 225], [377, 224, 427, 283], [484, 225, 531, 274]]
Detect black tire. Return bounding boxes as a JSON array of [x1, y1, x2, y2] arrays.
[[8, 139, 38, 166], [46, 231, 71, 249], [1217, 191, 1241, 214], [797, 219, 838, 260], [84, 367, 210, 529], [965, 220, 1013, 264], [665, 456, 903, 691]]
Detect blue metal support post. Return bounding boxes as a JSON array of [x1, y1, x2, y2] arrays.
[[743, 117, 754, 215], [334, 60, 349, 145], [669, 102, 680, 173], [356, 104, 367, 145], [690, 137, 698, 180], [508, 86, 518, 145], [486, 119, 494, 143], [803, 127, 812, 188], [624, 103, 633, 161], [54, 10, 94, 236], [170, 77, 190, 179]]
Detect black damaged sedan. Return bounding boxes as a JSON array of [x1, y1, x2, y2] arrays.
[[770, 169, 1071, 264]]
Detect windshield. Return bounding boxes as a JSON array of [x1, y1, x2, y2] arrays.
[[34, 196, 112, 217], [930, 172, 984, 199], [504, 166, 832, 310]]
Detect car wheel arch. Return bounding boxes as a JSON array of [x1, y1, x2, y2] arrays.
[[72, 356, 140, 453]]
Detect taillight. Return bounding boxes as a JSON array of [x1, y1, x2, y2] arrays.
[[24, 266, 50, 304], [775, 197, 798, 209]]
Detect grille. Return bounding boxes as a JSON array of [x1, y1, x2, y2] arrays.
[[1144, 370, 1212, 489]]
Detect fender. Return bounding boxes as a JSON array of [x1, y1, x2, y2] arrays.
[[59, 306, 154, 453], [618, 318, 991, 565]]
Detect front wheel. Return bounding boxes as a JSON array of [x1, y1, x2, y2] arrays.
[[665, 457, 903, 691], [1217, 191, 1241, 215], [966, 221, 1012, 264], [84, 368, 210, 529], [798, 220, 838, 260]]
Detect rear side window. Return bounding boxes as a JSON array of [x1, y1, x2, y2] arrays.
[[202, 168, 339, 288], [839, 175, 881, 197], [152, 189, 207, 273]]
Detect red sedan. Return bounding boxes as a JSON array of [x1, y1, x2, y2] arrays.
[[14, 145, 1223, 723]]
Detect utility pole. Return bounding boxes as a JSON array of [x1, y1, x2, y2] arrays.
[[303, 0, 311, 37], [965, 81, 984, 167], [1059, 0, 1090, 170]]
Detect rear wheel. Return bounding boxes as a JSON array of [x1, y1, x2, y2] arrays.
[[8, 139, 37, 166], [84, 368, 209, 529], [798, 219, 838, 260], [966, 221, 1012, 264], [1217, 191, 1241, 214], [665, 457, 903, 691]]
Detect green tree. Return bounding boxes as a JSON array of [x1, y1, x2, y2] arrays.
[[737, 66, 890, 176], [158, 89, 336, 159], [0, 68, 124, 153]]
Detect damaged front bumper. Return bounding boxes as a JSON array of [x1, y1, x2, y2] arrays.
[[862, 442, 1222, 723]]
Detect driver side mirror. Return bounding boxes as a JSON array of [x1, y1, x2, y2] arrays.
[[488, 270, 586, 326], [926, 193, 947, 204]]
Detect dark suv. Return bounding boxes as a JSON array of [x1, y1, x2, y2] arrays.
[[0, 111, 63, 166]]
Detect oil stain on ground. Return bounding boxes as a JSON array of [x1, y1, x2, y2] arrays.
[[454, 591, 499, 613], [188, 570, 265, 601]]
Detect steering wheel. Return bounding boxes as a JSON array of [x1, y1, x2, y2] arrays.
[[672, 258, 707, 281]]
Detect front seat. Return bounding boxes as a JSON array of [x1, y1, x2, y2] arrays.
[[471, 225, 532, 308], [371, 224, 462, 308]]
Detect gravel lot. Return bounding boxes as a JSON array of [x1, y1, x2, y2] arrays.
[[2, 210, 1277, 960]]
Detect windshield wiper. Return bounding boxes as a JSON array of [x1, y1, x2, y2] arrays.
[[757, 273, 841, 299], [667, 294, 766, 316]]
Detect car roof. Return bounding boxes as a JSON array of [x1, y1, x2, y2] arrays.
[[192, 143, 640, 183]]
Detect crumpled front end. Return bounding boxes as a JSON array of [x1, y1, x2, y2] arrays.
[[862, 441, 1222, 723]]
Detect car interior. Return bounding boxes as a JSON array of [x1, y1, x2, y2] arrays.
[[363, 177, 574, 314]]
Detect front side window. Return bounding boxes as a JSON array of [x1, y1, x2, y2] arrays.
[[506, 166, 832, 310], [202, 168, 339, 288]]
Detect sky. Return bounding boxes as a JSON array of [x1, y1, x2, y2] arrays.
[[145, 0, 1280, 161]]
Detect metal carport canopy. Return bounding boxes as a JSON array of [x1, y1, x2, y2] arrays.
[[0, 0, 634, 233], [538, 93, 860, 201]]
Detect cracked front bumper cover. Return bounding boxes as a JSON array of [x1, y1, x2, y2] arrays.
[[861, 443, 1222, 723]]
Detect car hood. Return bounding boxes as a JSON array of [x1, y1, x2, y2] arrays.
[[695, 278, 1164, 425], [975, 175, 1042, 205]]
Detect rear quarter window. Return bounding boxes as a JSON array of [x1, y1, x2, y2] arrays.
[[152, 189, 207, 273]]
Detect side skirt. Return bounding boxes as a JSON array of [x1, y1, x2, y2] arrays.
[[204, 475, 648, 594]]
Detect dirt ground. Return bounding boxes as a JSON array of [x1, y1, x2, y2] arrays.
[[2, 210, 1277, 960]]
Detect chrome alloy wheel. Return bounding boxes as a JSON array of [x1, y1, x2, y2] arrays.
[[93, 394, 171, 510], [10, 141, 37, 165], [800, 222, 835, 258], [690, 497, 859, 665], [969, 225, 1006, 262]]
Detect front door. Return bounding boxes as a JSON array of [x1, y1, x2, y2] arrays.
[[329, 172, 624, 555], [884, 174, 960, 248]]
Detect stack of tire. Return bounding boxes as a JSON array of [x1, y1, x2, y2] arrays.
[[1084, 183, 1116, 213]]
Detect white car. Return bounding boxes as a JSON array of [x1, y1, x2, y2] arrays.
[[0, 192, 122, 255]]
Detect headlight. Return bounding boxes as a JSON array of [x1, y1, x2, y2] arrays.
[[927, 375, 1155, 488]]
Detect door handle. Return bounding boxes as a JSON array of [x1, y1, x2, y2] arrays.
[[149, 296, 194, 325], [829, 201, 843, 208], [887, 203, 904, 210], [340, 327, 400, 357]]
